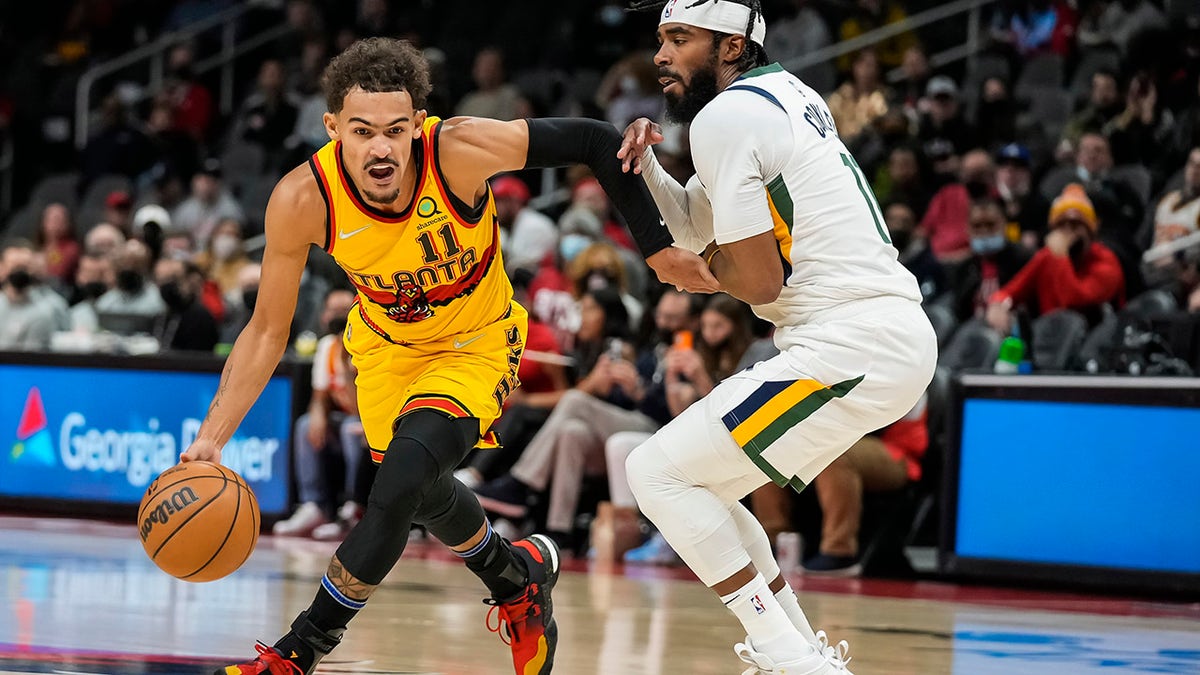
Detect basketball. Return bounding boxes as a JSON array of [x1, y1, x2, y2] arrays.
[[138, 460, 260, 582]]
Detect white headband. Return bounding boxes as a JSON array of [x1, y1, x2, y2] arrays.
[[659, 0, 766, 46]]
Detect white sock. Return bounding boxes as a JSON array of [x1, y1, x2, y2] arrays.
[[774, 582, 820, 646], [719, 573, 810, 660]]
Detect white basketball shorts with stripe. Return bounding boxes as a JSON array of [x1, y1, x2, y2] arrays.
[[640, 297, 937, 504]]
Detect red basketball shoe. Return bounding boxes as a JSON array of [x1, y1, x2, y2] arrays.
[[484, 534, 561, 674], [214, 642, 305, 675]]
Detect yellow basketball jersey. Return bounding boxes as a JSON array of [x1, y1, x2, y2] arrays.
[[309, 116, 512, 345]]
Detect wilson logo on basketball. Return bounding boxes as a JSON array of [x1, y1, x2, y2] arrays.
[[139, 486, 200, 541]]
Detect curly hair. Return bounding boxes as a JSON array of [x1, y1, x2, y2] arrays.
[[322, 37, 432, 114]]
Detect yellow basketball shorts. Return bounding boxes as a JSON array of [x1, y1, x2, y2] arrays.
[[343, 301, 528, 462]]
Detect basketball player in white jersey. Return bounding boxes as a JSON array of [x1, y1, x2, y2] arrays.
[[617, 1, 938, 673]]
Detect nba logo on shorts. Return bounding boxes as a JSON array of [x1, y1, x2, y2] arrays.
[[750, 595, 766, 615], [662, 0, 677, 18]]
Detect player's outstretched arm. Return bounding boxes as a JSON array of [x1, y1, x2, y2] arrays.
[[180, 167, 324, 464], [437, 115, 719, 293], [639, 150, 715, 254]]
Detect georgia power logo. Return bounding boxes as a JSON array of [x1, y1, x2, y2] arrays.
[[11, 388, 55, 467], [9, 386, 280, 487]]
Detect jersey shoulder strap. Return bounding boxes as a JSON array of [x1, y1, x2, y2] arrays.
[[724, 84, 786, 113]]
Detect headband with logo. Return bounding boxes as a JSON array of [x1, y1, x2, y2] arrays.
[[659, 0, 766, 46]]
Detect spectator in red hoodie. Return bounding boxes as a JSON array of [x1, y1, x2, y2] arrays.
[[920, 148, 995, 263], [986, 183, 1125, 333]]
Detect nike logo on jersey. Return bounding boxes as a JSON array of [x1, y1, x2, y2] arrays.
[[339, 225, 372, 239], [453, 334, 486, 350]]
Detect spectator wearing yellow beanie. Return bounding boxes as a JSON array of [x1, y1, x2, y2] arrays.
[[985, 183, 1125, 335]]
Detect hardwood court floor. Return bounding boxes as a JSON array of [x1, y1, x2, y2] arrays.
[[0, 516, 1195, 674]]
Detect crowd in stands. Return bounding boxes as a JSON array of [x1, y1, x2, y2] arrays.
[[2, 0, 1199, 577]]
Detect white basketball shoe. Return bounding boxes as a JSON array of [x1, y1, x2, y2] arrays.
[[814, 630, 854, 673], [734, 637, 843, 675]]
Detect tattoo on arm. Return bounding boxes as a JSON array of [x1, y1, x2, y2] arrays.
[[207, 366, 232, 417], [327, 556, 377, 602]]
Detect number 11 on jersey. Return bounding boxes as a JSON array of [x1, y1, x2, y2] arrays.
[[840, 152, 891, 245]]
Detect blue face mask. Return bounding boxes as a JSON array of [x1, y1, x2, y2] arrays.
[[970, 234, 1006, 256], [559, 233, 593, 264]]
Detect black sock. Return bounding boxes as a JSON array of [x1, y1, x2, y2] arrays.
[[273, 576, 363, 670], [309, 575, 366, 633], [459, 521, 529, 600], [272, 632, 316, 671]]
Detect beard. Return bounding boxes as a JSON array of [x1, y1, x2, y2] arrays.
[[362, 187, 401, 204], [664, 58, 720, 124]]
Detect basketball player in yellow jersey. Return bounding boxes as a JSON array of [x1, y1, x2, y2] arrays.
[[178, 38, 716, 675]]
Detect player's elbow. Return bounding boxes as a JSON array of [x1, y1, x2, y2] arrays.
[[746, 262, 785, 305], [743, 282, 783, 306], [244, 313, 292, 350]]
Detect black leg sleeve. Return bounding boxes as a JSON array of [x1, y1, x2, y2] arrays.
[[524, 117, 673, 259], [334, 411, 479, 585]]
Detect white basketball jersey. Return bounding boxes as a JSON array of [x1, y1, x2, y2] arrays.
[[689, 64, 922, 329]]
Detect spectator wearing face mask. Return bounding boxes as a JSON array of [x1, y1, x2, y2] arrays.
[[219, 262, 262, 344], [986, 184, 1126, 333], [68, 251, 114, 334], [274, 287, 372, 539], [196, 217, 251, 300], [569, 241, 643, 332], [920, 148, 997, 263], [95, 239, 166, 319], [0, 240, 58, 351], [884, 201, 944, 301], [152, 256, 219, 352], [946, 195, 1032, 323]]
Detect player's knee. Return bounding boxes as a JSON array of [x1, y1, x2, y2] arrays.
[[624, 438, 666, 505], [367, 440, 436, 518], [367, 410, 471, 517]]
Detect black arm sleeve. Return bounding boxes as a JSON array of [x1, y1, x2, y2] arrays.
[[524, 117, 673, 259]]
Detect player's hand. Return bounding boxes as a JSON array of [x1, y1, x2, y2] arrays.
[[617, 117, 665, 174], [180, 438, 222, 464], [646, 246, 721, 294], [306, 412, 328, 451]]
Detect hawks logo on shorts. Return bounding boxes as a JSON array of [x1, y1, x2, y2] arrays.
[[309, 115, 513, 344]]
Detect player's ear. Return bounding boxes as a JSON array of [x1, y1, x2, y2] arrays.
[[323, 111, 339, 141], [723, 34, 747, 64], [412, 110, 427, 139]]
